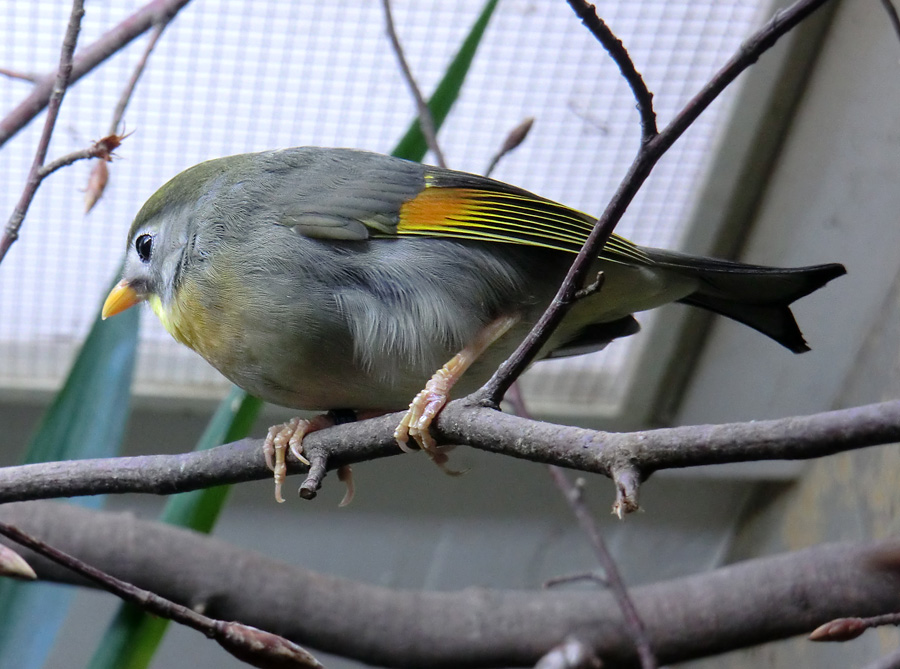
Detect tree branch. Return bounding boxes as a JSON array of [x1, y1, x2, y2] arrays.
[[1, 400, 899, 506], [474, 0, 834, 406], [2, 502, 900, 668], [381, 0, 447, 167], [565, 1, 656, 142], [0, 0, 193, 148], [508, 383, 655, 668], [0, 0, 85, 264], [0, 519, 323, 668]]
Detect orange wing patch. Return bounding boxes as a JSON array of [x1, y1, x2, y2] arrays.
[[398, 187, 481, 234], [396, 186, 651, 265]]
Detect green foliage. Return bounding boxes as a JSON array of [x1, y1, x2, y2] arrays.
[[0, 278, 139, 669]]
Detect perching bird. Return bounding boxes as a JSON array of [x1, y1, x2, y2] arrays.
[[102, 147, 845, 500]]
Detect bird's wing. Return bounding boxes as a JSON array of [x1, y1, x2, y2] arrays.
[[274, 148, 649, 265]]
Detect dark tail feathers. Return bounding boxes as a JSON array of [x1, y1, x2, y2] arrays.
[[647, 249, 846, 353]]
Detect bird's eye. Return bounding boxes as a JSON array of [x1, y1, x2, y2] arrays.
[[135, 234, 153, 263]]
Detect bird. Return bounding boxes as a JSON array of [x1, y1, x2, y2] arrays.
[[101, 147, 846, 501]]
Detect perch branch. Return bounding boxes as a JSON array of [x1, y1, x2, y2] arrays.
[[1, 399, 899, 506]]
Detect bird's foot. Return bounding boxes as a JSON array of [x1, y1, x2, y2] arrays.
[[263, 415, 332, 503], [394, 314, 518, 474]]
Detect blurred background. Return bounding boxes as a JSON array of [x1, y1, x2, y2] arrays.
[[1, 0, 897, 667]]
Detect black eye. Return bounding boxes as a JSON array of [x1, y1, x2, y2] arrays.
[[135, 234, 153, 263]]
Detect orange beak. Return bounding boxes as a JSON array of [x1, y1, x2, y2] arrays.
[[102, 280, 144, 319]]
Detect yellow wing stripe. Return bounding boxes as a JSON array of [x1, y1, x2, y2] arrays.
[[396, 186, 650, 264]]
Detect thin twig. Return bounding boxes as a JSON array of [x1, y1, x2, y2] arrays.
[[474, 0, 832, 407], [0, 0, 85, 265], [381, 0, 447, 167], [108, 19, 169, 136], [84, 19, 171, 213], [566, 1, 657, 142], [484, 116, 534, 177], [507, 384, 656, 669], [0, 0, 193, 148], [0, 520, 323, 668], [881, 0, 900, 44], [548, 465, 657, 669], [810, 611, 900, 642], [0, 67, 40, 83], [37, 134, 123, 178]]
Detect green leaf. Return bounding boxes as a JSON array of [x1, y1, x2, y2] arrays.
[[392, 0, 499, 162], [0, 275, 139, 669], [88, 387, 262, 669]]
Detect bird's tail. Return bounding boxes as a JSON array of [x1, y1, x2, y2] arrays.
[[644, 248, 846, 353]]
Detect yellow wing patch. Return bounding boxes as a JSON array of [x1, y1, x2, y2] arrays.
[[396, 185, 649, 265]]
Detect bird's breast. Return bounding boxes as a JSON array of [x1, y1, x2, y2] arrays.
[[150, 279, 246, 373]]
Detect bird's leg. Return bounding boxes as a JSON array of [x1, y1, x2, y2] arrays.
[[263, 415, 329, 503], [394, 314, 519, 464]]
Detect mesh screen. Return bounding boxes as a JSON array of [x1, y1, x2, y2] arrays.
[[0, 0, 763, 414]]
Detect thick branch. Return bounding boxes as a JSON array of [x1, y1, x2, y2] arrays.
[[2, 502, 900, 668], [1, 400, 899, 504]]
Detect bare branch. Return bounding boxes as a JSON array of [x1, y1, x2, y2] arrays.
[[0, 0, 193, 148], [565, 1, 657, 142], [510, 382, 655, 668], [484, 116, 535, 177], [1, 399, 899, 506], [0, 0, 85, 265], [381, 0, 447, 167], [37, 133, 124, 178], [474, 0, 833, 407], [0, 67, 40, 83], [548, 466, 657, 669], [108, 19, 169, 137], [83, 19, 171, 214], [4, 502, 900, 668], [0, 519, 323, 668]]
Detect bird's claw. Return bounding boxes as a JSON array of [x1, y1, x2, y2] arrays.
[[263, 416, 323, 503]]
